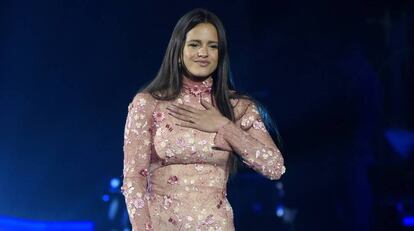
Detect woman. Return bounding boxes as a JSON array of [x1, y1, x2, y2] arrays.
[[121, 8, 286, 231]]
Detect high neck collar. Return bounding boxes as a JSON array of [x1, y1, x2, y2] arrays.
[[182, 76, 213, 96]]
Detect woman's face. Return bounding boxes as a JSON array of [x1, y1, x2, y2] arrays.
[[182, 23, 219, 78]]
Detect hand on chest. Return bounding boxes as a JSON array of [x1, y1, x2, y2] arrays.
[[152, 100, 229, 165]]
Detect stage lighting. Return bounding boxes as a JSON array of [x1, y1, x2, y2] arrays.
[[110, 178, 121, 189], [275, 205, 284, 217], [403, 216, 414, 227], [102, 194, 110, 202]]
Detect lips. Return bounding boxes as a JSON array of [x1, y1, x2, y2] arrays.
[[195, 60, 210, 67]]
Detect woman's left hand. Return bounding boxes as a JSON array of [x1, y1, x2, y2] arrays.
[[166, 98, 231, 133]]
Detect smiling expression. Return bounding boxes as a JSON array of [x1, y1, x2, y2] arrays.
[[182, 23, 219, 78]]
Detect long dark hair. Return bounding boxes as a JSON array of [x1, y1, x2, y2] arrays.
[[138, 8, 283, 176]]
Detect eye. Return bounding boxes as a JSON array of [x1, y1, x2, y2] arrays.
[[188, 43, 199, 48], [209, 45, 218, 49]]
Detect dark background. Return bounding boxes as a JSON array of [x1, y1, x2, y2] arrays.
[[1, 0, 413, 230]]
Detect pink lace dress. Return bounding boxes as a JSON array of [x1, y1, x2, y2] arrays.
[[121, 76, 286, 231]]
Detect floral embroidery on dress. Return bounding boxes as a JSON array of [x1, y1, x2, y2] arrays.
[[216, 200, 223, 209], [182, 77, 212, 96], [241, 115, 255, 128], [145, 222, 153, 231], [190, 85, 202, 95], [139, 168, 149, 177], [163, 195, 173, 209], [202, 214, 215, 225], [165, 149, 175, 158], [252, 120, 267, 132], [167, 175, 179, 184], [138, 97, 147, 106], [122, 80, 285, 231], [153, 111, 165, 124], [194, 164, 204, 172], [176, 137, 187, 147], [133, 197, 145, 209], [168, 217, 178, 225]]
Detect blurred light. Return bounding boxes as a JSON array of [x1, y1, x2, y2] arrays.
[[108, 199, 119, 220], [403, 216, 414, 227], [110, 178, 121, 189], [275, 182, 284, 190], [385, 128, 414, 159], [275, 205, 284, 217], [275, 182, 285, 197], [280, 207, 298, 223], [0, 216, 94, 231], [102, 194, 110, 202]]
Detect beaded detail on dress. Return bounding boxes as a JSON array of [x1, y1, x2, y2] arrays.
[[181, 76, 213, 97], [121, 77, 286, 231]]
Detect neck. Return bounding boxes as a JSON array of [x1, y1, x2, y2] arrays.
[[182, 74, 211, 83], [181, 75, 213, 96]]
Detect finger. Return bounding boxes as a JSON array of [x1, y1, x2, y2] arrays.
[[175, 121, 198, 129], [167, 105, 193, 116], [211, 146, 233, 151], [200, 97, 212, 110], [171, 103, 198, 114], [168, 111, 194, 123]]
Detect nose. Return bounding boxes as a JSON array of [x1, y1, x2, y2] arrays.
[[198, 46, 208, 57]]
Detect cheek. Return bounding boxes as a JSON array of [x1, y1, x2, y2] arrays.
[[211, 53, 219, 66], [183, 48, 194, 59]]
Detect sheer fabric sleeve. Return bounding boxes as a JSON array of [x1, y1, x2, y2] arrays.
[[121, 92, 155, 231], [214, 101, 286, 180]]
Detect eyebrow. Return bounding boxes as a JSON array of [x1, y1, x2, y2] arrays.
[[187, 39, 218, 44]]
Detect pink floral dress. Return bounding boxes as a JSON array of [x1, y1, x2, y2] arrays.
[[121, 76, 286, 231]]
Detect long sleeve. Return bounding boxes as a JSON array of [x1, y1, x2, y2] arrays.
[[214, 101, 286, 180], [121, 92, 155, 231]]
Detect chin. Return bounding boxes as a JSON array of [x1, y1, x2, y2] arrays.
[[189, 70, 214, 78]]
